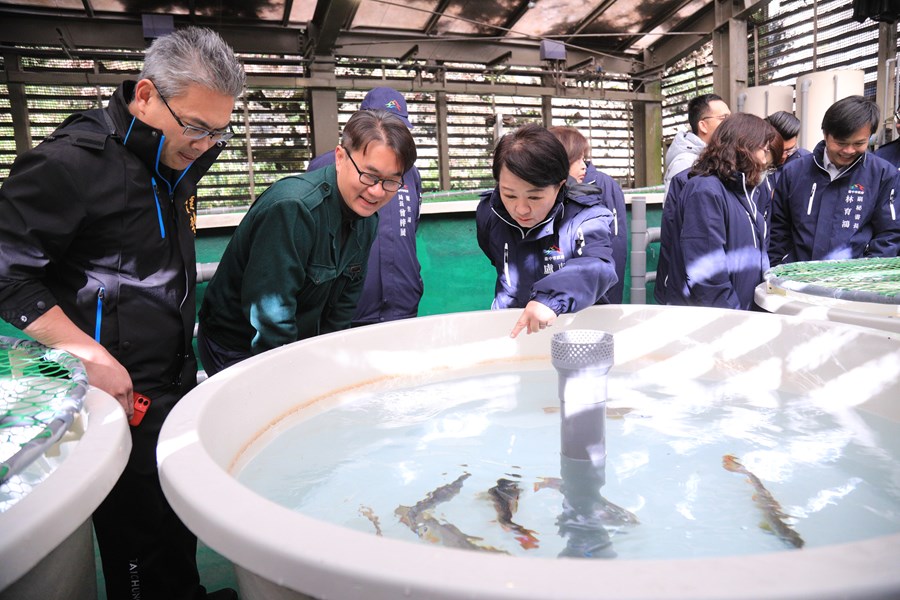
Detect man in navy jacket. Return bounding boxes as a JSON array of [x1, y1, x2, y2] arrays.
[[769, 96, 900, 266], [875, 113, 900, 170], [307, 87, 423, 326]]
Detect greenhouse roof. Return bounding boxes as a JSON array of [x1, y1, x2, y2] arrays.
[[0, 0, 742, 76]]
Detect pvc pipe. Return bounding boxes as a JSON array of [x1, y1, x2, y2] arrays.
[[799, 78, 812, 150], [551, 329, 614, 464]]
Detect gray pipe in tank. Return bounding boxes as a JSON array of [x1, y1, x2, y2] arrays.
[[551, 329, 614, 465]]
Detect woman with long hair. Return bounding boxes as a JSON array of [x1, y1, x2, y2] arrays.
[[659, 112, 778, 309]]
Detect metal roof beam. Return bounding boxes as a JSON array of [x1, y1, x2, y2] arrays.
[[336, 30, 639, 75], [309, 0, 359, 57], [0, 14, 305, 55], [641, 5, 716, 72]]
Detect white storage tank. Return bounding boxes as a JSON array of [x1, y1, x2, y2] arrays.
[[737, 85, 794, 118], [796, 70, 865, 151]]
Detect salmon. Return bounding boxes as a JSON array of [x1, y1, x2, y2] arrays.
[[395, 472, 508, 554], [488, 478, 540, 549], [723, 454, 804, 549]]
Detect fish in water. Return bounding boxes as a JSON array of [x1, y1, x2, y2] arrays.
[[533, 476, 562, 492], [487, 478, 540, 549], [395, 472, 470, 529], [415, 512, 507, 553], [395, 472, 507, 554], [532, 477, 640, 525], [722, 454, 805, 549], [358, 505, 382, 536]]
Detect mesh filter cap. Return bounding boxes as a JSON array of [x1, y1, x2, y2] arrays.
[[551, 330, 614, 370]]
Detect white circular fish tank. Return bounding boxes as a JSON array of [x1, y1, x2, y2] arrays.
[[0, 388, 131, 599], [158, 305, 900, 600], [755, 257, 900, 333]]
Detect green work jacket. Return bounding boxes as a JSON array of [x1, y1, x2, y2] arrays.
[[200, 165, 376, 355]]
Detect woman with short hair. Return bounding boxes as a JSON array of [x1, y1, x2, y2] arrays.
[[476, 124, 617, 337]]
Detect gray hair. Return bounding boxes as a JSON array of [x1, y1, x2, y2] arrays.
[[139, 26, 245, 100]]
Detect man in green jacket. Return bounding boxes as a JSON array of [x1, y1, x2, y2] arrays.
[[198, 109, 417, 375]]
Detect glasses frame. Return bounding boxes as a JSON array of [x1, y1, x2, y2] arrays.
[[700, 113, 729, 122], [151, 81, 234, 143], [341, 146, 404, 193]]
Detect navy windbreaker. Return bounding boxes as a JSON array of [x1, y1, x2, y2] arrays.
[[582, 162, 628, 303], [660, 172, 769, 310], [307, 151, 423, 324], [875, 138, 900, 170], [654, 169, 691, 304], [475, 186, 617, 314], [769, 141, 900, 266]]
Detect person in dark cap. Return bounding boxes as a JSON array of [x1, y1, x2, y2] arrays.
[[307, 87, 423, 326], [360, 86, 412, 127]]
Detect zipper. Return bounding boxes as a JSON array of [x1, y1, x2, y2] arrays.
[[503, 242, 510, 286], [806, 183, 817, 216], [746, 213, 758, 248], [612, 207, 618, 236], [94, 287, 105, 342], [151, 177, 167, 239]]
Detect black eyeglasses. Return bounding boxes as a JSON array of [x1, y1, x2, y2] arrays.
[[151, 81, 234, 143], [342, 147, 404, 193]]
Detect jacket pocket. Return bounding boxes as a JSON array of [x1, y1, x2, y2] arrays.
[[307, 264, 337, 286]]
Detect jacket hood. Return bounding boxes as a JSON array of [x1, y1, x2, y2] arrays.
[[665, 131, 705, 168], [567, 180, 606, 207]]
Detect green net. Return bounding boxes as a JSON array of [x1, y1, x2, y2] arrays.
[[0, 337, 88, 489], [765, 257, 900, 305]]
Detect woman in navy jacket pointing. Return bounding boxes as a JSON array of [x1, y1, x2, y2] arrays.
[[476, 124, 617, 337]]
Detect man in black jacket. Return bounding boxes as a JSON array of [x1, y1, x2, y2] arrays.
[[0, 27, 245, 600]]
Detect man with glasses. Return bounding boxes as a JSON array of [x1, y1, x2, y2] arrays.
[[306, 88, 424, 327], [770, 95, 900, 266], [663, 93, 731, 196], [874, 110, 900, 169], [0, 27, 245, 599], [765, 111, 811, 168], [198, 109, 416, 375]]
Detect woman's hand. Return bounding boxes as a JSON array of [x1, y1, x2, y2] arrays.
[[509, 301, 557, 338]]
